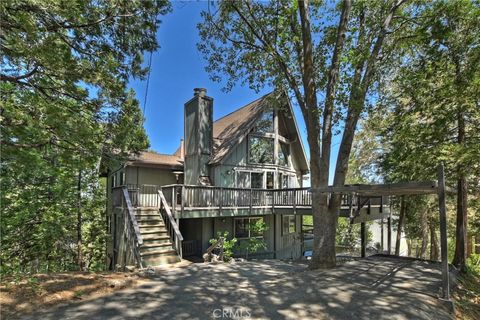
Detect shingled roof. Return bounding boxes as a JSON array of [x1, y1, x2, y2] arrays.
[[128, 151, 183, 170], [128, 91, 309, 173]]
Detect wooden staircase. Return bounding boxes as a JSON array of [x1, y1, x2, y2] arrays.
[[135, 208, 181, 266]]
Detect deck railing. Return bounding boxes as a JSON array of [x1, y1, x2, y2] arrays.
[[121, 184, 388, 215], [158, 190, 183, 258], [127, 184, 160, 207]]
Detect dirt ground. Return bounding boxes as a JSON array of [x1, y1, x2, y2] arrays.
[[0, 271, 141, 319]]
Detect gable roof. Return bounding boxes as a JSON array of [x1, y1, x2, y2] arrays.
[[127, 91, 309, 173], [210, 92, 274, 164], [210, 91, 309, 173]]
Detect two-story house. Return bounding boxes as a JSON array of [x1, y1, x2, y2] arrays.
[[107, 88, 389, 268]]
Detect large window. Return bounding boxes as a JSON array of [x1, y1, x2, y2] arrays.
[[248, 136, 274, 164], [282, 215, 296, 235], [251, 172, 263, 189], [254, 111, 274, 133], [279, 173, 295, 188], [278, 142, 290, 167], [234, 217, 264, 239]]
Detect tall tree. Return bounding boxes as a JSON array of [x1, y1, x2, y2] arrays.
[[198, 0, 408, 268], [379, 0, 480, 271], [1, 0, 170, 273]]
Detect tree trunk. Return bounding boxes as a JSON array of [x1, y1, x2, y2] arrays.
[[430, 220, 439, 261], [452, 110, 468, 271], [452, 176, 468, 270], [77, 170, 83, 271], [395, 196, 406, 256], [299, 0, 350, 270]]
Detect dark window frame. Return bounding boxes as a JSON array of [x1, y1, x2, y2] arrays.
[[234, 217, 265, 239]]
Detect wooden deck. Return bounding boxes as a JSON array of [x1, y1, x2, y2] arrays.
[[123, 184, 390, 221]]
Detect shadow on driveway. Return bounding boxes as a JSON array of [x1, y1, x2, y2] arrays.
[[27, 256, 453, 320]]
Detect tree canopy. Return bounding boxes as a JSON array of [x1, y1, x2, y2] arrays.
[[1, 0, 171, 273]]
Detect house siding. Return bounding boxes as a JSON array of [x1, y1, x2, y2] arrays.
[[125, 166, 177, 186]]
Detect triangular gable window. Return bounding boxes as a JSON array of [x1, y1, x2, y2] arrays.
[[254, 110, 274, 133]]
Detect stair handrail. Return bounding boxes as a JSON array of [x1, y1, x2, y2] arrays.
[[121, 186, 143, 268], [157, 190, 184, 258]]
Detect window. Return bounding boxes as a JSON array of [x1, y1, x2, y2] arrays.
[[266, 172, 274, 189], [249, 136, 274, 164], [120, 171, 126, 186], [279, 173, 294, 188], [251, 172, 263, 189], [278, 142, 290, 167], [236, 171, 250, 188], [254, 111, 274, 133], [234, 217, 264, 238], [234, 219, 249, 238], [282, 215, 296, 235]]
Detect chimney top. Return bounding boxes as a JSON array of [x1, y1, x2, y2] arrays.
[[194, 88, 207, 97]]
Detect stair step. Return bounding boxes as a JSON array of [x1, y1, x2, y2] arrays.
[[141, 242, 173, 248], [136, 214, 163, 220], [142, 254, 181, 266], [141, 229, 168, 235], [141, 243, 174, 253], [139, 226, 167, 233], [140, 248, 177, 257], [142, 234, 170, 240], [137, 220, 165, 226]]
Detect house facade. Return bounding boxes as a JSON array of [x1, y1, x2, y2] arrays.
[[107, 88, 390, 268]]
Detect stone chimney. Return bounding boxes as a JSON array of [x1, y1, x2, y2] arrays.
[[184, 88, 213, 185]]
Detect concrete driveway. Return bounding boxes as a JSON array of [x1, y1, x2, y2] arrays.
[[27, 256, 452, 320]]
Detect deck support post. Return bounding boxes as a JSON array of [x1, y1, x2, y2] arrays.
[[380, 218, 384, 252], [249, 188, 253, 214], [361, 222, 366, 258], [181, 185, 185, 215], [387, 213, 392, 255], [437, 164, 450, 301], [219, 187, 223, 215]]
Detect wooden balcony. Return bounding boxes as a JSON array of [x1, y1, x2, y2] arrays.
[[122, 184, 390, 221]]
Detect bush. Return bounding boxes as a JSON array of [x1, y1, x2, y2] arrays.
[[209, 231, 237, 261], [466, 254, 480, 276]]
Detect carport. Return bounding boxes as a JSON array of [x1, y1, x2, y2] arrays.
[[312, 164, 454, 300]]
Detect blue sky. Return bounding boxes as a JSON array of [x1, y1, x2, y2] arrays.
[[129, 1, 341, 183]]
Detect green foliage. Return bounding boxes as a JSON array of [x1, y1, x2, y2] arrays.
[[209, 231, 237, 261], [1, 0, 171, 274], [236, 220, 268, 259], [336, 218, 358, 249], [467, 254, 480, 276]]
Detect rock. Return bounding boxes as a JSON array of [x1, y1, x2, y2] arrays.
[[125, 265, 136, 272], [212, 254, 225, 263], [203, 253, 210, 262], [105, 279, 127, 288]]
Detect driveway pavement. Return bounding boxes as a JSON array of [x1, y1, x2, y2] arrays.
[[27, 256, 452, 320]]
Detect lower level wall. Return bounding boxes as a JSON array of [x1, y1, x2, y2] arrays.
[[110, 207, 137, 269], [179, 213, 303, 260]]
